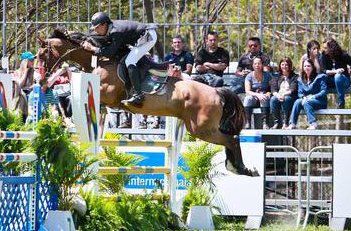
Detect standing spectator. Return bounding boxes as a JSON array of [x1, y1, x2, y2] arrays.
[[47, 62, 72, 119], [243, 57, 272, 129], [270, 57, 298, 129], [14, 51, 36, 96], [235, 37, 271, 78], [300, 39, 322, 74], [320, 37, 351, 109], [194, 31, 229, 87], [165, 35, 194, 76], [287, 59, 327, 130]]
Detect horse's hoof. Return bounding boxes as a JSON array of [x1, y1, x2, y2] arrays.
[[237, 167, 260, 177], [225, 159, 259, 177]]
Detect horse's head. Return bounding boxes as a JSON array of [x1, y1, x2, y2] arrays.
[[36, 27, 93, 75]]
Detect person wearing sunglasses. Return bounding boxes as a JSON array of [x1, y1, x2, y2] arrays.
[[235, 37, 271, 78]]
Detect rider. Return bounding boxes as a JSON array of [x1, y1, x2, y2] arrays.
[[82, 12, 157, 105]]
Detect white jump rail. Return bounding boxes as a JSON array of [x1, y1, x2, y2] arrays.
[[0, 153, 37, 162], [0, 131, 37, 140]]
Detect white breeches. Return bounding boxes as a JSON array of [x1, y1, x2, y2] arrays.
[[125, 29, 157, 67]]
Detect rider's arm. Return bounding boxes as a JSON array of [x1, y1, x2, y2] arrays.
[[94, 35, 122, 58]]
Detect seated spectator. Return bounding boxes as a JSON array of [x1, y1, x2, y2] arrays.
[[243, 57, 272, 129], [235, 37, 271, 77], [270, 57, 298, 129], [194, 31, 229, 87], [165, 35, 194, 76], [47, 62, 72, 118], [234, 37, 271, 94], [287, 59, 327, 130], [320, 37, 351, 109], [300, 39, 322, 74]]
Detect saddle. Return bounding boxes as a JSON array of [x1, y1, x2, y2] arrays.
[[117, 55, 171, 94]]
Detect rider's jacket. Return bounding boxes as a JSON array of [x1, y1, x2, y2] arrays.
[[93, 20, 148, 58]]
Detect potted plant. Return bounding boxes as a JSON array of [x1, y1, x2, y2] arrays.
[[29, 118, 98, 230], [179, 142, 221, 229]]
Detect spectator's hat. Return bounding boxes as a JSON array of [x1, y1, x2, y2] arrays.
[[20, 51, 36, 61]]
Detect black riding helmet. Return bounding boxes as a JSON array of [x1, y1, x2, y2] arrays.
[[90, 12, 112, 30]]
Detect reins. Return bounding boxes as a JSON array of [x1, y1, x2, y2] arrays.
[[47, 46, 82, 75]]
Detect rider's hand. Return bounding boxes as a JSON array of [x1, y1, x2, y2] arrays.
[[82, 41, 97, 53]]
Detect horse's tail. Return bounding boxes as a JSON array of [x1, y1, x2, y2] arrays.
[[217, 88, 246, 135]]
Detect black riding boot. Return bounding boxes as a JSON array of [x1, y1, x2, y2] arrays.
[[262, 107, 270, 129], [271, 109, 281, 129], [122, 65, 144, 105], [245, 108, 252, 129]]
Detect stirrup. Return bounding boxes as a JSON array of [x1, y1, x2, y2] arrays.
[[122, 94, 144, 105]]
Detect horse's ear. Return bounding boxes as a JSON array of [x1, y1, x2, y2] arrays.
[[37, 37, 46, 48]]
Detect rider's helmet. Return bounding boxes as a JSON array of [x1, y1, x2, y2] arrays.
[[90, 12, 112, 30]]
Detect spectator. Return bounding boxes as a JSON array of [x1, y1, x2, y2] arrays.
[[165, 35, 194, 76], [194, 31, 229, 87], [300, 39, 322, 74], [243, 57, 272, 129], [47, 62, 72, 118], [270, 57, 298, 129], [235, 37, 271, 78], [13, 51, 36, 96], [11, 79, 28, 121], [320, 37, 351, 109], [287, 59, 327, 130]]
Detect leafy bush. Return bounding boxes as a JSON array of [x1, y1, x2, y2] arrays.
[[29, 118, 98, 210], [115, 192, 181, 231], [180, 142, 221, 191], [76, 192, 121, 231], [180, 142, 222, 222]]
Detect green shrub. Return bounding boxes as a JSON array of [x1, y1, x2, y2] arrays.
[[115, 192, 180, 231], [29, 118, 98, 210], [180, 142, 222, 222], [180, 142, 221, 190], [76, 192, 121, 231]]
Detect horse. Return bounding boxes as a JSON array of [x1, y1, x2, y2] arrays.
[[36, 28, 258, 176]]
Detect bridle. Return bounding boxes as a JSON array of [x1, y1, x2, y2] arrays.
[[40, 39, 82, 77]]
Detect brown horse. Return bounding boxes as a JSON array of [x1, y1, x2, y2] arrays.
[[36, 29, 258, 176]]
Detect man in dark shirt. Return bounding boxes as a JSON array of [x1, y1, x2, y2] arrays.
[[164, 35, 194, 75], [82, 12, 157, 105], [235, 37, 271, 77], [194, 31, 229, 87]]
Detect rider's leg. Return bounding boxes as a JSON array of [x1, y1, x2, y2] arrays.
[[123, 30, 157, 105]]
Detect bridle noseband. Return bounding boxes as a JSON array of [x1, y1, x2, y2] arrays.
[[41, 40, 82, 77]]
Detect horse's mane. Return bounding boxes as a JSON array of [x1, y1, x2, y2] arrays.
[[50, 26, 107, 48], [49, 26, 87, 46]]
